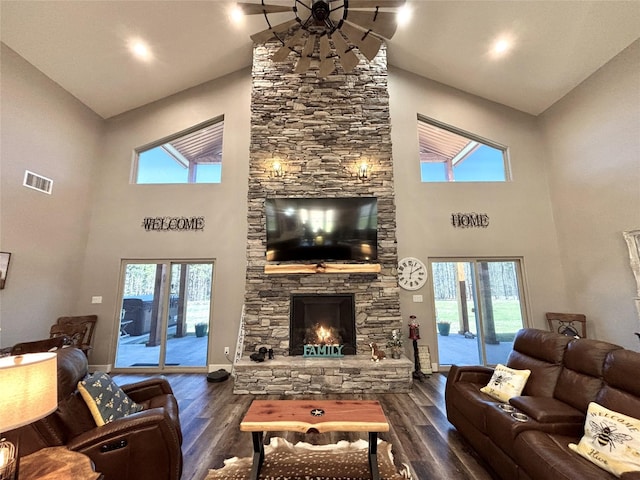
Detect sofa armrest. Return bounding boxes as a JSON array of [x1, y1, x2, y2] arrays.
[[121, 377, 174, 402], [622, 472, 640, 480], [66, 408, 182, 480], [510, 396, 585, 424], [448, 364, 494, 385], [65, 408, 178, 451]]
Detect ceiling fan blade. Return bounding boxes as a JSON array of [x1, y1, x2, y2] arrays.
[[237, 3, 293, 15], [294, 34, 315, 73], [294, 56, 312, 73], [251, 18, 298, 43], [330, 31, 359, 73], [318, 35, 335, 77], [340, 22, 383, 61], [345, 10, 398, 39], [302, 34, 316, 57], [348, 0, 406, 8], [272, 28, 305, 62], [319, 57, 336, 77], [320, 34, 331, 59]]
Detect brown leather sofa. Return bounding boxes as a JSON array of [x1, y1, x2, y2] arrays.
[[445, 328, 640, 480], [7, 347, 183, 480]]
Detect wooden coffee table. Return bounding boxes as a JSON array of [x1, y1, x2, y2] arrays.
[[240, 399, 390, 480]]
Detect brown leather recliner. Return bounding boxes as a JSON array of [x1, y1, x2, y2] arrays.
[[8, 347, 182, 480]]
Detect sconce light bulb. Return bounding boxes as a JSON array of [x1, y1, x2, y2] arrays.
[[358, 162, 369, 180], [272, 160, 283, 177]]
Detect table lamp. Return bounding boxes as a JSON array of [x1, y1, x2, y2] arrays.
[[0, 352, 58, 480]]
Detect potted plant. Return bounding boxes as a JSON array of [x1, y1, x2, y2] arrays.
[[386, 329, 403, 359], [195, 322, 208, 337], [437, 321, 451, 336]]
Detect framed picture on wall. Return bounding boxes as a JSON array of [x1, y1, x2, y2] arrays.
[[0, 252, 11, 289]]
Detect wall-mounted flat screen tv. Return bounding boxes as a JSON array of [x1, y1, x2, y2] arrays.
[[265, 197, 378, 262]]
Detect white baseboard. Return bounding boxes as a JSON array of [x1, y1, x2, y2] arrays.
[[208, 364, 231, 373], [89, 364, 230, 373]]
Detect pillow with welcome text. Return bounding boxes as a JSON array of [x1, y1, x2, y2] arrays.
[[480, 363, 531, 403]]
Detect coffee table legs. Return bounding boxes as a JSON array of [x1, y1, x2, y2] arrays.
[[248, 431, 381, 480], [369, 431, 381, 480], [249, 431, 264, 480]]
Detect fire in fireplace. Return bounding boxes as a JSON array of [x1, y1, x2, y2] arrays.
[[289, 294, 356, 356]]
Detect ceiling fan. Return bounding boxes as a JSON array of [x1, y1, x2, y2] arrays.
[[237, 0, 406, 77]]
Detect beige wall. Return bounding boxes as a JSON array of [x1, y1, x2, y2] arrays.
[[0, 44, 103, 346], [539, 40, 640, 349], [75, 70, 251, 367], [389, 67, 569, 361], [2, 40, 637, 365]]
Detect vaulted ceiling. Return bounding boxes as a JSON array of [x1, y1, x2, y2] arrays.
[[1, 1, 638, 119]]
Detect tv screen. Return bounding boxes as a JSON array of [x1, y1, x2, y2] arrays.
[[265, 197, 378, 262]]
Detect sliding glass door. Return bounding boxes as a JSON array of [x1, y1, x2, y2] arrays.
[[431, 258, 528, 367], [115, 260, 214, 370]]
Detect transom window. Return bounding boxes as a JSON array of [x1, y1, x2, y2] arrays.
[[418, 115, 508, 182], [134, 116, 224, 184]]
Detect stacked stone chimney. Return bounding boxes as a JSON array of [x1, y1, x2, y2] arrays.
[[234, 42, 412, 394]]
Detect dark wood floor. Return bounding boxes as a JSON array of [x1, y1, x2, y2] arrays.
[[114, 372, 496, 480]]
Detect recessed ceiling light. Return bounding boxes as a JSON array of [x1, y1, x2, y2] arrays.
[[128, 39, 153, 62], [397, 4, 412, 27], [491, 36, 514, 58], [229, 5, 245, 25]]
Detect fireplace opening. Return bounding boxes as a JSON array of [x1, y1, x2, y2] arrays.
[[289, 294, 356, 356]]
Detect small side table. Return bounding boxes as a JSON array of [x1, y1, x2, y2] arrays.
[[19, 447, 102, 480]]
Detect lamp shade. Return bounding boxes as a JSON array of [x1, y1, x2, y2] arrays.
[[0, 352, 57, 432]]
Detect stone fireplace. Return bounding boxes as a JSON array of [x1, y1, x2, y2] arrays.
[[290, 294, 356, 356], [232, 41, 413, 394]]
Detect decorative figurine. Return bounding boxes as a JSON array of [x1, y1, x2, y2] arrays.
[[387, 329, 403, 359], [369, 342, 386, 362], [408, 316, 427, 381], [250, 347, 268, 362]]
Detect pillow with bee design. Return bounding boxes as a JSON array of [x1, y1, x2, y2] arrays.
[[78, 371, 143, 426], [569, 402, 640, 477], [480, 363, 531, 402]]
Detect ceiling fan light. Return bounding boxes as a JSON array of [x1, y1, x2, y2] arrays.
[[245, 0, 403, 74], [311, 0, 331, 23]]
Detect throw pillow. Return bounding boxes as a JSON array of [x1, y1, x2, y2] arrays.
[[569, 402, 640, 477], [78, 371, 143, 426], [480, 363, 531, 402]]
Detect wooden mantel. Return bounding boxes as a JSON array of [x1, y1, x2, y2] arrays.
[[264, 263, 381, 275]]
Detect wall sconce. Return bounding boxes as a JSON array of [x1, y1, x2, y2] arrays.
[[271, 160, 284, 178], [357, 162, 369, 181]]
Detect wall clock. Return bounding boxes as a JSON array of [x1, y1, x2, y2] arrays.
[[397, 257, 428, 291]]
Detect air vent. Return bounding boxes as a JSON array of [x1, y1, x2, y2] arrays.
[[23, 170, 53, 194]]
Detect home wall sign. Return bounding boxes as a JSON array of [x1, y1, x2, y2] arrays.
[[142, 216, 205, 232], [451, 212, 489, 228]]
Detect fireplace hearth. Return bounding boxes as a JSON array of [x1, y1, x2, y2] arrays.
[[290, 294, 356, 356]]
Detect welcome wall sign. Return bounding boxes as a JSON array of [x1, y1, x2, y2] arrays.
[[142, 216, 205, 232], [451, 212, 489, 228]]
